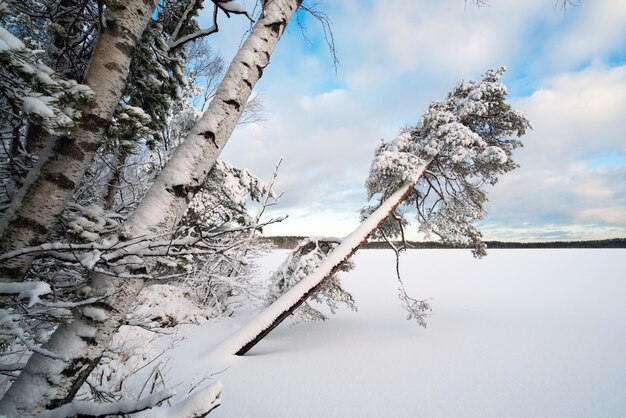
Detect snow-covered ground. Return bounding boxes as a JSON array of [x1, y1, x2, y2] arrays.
[[138, 249, 626, 417]]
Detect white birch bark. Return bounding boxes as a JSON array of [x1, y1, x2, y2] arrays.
[[0, 1, 301, 415], [211, 158, 434, 356], [0, 277, 143, 416], [0, 0, 158, 280], [121, 0, 301, 239]]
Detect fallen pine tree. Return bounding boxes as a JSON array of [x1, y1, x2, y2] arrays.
[[212, 66, 531, 356]]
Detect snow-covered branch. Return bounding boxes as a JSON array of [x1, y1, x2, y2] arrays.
[[166, 0, 254, 51], [142, 381, 223, 418], [35, 389, 174, 418]]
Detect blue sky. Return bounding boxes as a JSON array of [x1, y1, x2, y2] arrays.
[[202, 0, 626, 241]]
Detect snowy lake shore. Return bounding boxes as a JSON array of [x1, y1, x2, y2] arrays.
[[132, 249, 626, 417]]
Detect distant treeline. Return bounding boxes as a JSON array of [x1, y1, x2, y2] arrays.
[[261, 236, 626, 250]]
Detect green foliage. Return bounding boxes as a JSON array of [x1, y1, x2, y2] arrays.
[[0, 26, 93, 134], [106, 20, 187, 150]]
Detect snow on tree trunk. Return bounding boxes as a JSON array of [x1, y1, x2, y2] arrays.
[[121, 0, 302, 239], [0, 0, 159, 280], [0, 277, 143, 416], [210, 163, 432, 357], [0, 1, 301, 415]]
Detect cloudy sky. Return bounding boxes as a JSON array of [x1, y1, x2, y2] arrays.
[[203, 0, 626, 241]]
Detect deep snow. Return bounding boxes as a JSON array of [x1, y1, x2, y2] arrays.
[[141, 249, 626, 417]]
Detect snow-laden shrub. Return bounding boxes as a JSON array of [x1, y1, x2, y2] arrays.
[[266, 237, 357, 322]]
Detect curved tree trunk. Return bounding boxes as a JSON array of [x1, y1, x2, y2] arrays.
[[0, 1, 302, 415], [0, 0, 159, 281]]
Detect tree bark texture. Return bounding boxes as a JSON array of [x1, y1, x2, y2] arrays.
[[0, 0, 159, 281]]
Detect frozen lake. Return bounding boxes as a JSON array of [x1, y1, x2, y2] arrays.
[[162, 249, 626, 417]]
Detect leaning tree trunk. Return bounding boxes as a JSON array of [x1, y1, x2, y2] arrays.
[[0, 0, 159, 281], [120, 0, 300, 238], [0, 1, 302, 415], [211, 159, 434, 357]]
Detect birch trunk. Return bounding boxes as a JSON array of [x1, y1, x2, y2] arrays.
[[211, 160, 434, 356], [0, 277, 143, 416], [0, 1, 301, 414], [0, 0, 158, 280], [121, 0, 301, 238]]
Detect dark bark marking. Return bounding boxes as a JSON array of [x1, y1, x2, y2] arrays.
[[81, 335, 98, 346], [104, 61, 123, 72], [43, 172, 76, 190], [114, 41, 135, 58], [244, 79, 252, 90], [200, 130, 218, 147], [55, 135, 85, 160], [168, 183, 201, 201], [256, 64, 265, 79], [8, 215, 49, 235], [265, 21, 284, 35], [81, 113, 110, 134], [80, 141, 100, 152], [225, 99, 241, 112], [168, 184, 188, 199], [60, 358, 84, 378], [0, 265, 21, 279]]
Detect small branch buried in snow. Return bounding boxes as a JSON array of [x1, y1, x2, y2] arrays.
[[145, 381, 223, 418]]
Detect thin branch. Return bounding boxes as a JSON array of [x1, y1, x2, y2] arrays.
[[298, 4, 339, 73], [167, 2, 219, 51]]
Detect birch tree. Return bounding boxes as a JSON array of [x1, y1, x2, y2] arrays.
[[0, 0, 160, 281], [0, 0, 302, 415], [212, 67, 531, 356]]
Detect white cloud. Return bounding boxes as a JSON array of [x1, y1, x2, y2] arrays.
[[544, 0, 626, 67], [481, 64, 626, 239], [575, 208, 626, 225]]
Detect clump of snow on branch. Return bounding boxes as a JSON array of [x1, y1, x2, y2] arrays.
[[266, 238, 357, 322], [129, 284, 213, 328], [0, 26, 93, 133], [0, 281, 51, 307], [62, 203, 123, 243], [366, 132, 427, 198]]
